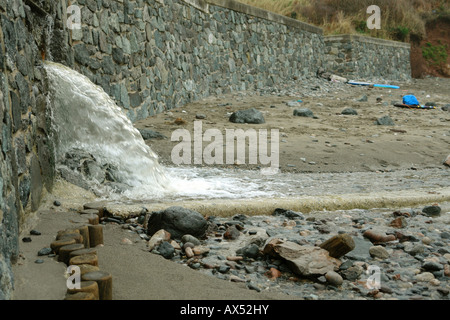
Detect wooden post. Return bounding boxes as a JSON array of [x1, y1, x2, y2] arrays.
[[88, 225, 103, 247], [57, 232, 84, 245], [69, 248, 97, 260], [319, 234, 356, 258], [58, 243, 85, 265], [77, 225, 90, 248], [67, 280, 99, 300], [87, 214, 99, 225], [64, 292, 97, 300], [82, 271, 112, 300], [77, 264, 100, 276], [50, 238, 76, 254], [69, 253, 99, 267]]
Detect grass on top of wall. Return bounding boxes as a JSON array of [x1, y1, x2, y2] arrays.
[[237, 0, 450, 42]]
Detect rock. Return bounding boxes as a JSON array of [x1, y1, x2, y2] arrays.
[[146, 206, 208, 240], [35, 259, 44, 264], [223, 225, 241, 240], [293, 108, 314, 118], [341, 108, 358, 115], [319, 234, 355, 258], [390, 216, 408, 228], [404, 243, 425, 256], [325, 271, 343, 286], [415, 272, 435, 282], [363, 230, 396, 244], [147, 229, 171, 251], [229, 108, 265, 124], [192, 246, 210, 256], [375, 115, 395, 126], [422, 205, 441, 217], [266, 267, 282, 280], [184, 247, 194, 258], [22, 237, 32, 243], [422, 261, 443, 272], [369, 246, 390, 259], [195, 114, 206, 119], [441, 104, 450, 111], [357, 95, 368, 102], [236, 243, 260, 259], [158, 241, 175, 259], [444, 155, 450, 167], [181, 234, 201, 246], [273, 208, 304, 220], [330, 75, 347, 83], [30, 230, 41, 236], [38, 248, 52, 256], [53, 200, 61, 206], [137, 128, 167, 140], [263, 239, 341, 276], [340, 265, 363, 281], [285, 100, 302, 107]]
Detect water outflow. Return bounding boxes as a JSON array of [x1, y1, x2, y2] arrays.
[[44, 62, 279, 200], [44, 61, 170, 194]]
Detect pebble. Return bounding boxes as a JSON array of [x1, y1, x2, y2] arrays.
[[38, 248, 52, 256], [30, 230, 41, 236], [34, 259, 44, 264], [140, 201, 449, 300]]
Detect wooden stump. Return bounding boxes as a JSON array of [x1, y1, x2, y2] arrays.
[[87, 214, 99, 225], [69, 253, 98, 267], [69, 248, 97, 259], [58, 243, 85, 265], [88, 225, 103, 247], [57, 229, 80, 238], [319, 234, 356, 258], [50, 238, 76, 254], [78, 225, 90, 248], [64, 292, 96, 300], [77, 264, 100, 276], [57, 232, 84, 244], [82, 271, 112, 300], [67, 280, 99, 300], [83, 201, 108, 218]]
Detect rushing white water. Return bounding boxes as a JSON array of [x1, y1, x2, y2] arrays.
[[44, 61, 279, 200]]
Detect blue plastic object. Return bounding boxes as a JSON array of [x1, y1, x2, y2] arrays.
[[402, 95, 420, 106]]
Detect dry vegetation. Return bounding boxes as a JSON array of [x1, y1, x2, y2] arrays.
[[238, 0, 450, 42]]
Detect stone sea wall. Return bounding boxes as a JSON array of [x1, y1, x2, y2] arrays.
[[324, 34, 411, 81], [0, 0, 411, 299]]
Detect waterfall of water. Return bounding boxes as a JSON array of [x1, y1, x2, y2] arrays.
[[44, 62, 280, 201], [44, 61, 171, 193]]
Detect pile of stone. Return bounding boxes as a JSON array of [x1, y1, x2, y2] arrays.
[[137, 204, 449, 300]]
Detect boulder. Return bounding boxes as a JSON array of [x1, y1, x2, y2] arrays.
[[293, 108, 314, 118], [137, 128, 167, 140], [229, 108, 265, 124], [263, 239, 341, 277], [146, 206, 208, 240]]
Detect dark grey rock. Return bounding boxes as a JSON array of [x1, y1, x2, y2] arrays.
[[181, 234, 201, 246], [376, 115, 395, 126], [38, 248, 52, 256], [236, 243, 260, 259], [341, 108, 358, 115], [293, 108, 314, 118], [442, 104, 450, 111], [137, 128, 167, 140], [273, 208, 304, 220], [146, 206, 208, 240], [422, 205, 441, 217], [158, 241, 175, 259], [229, 108, 265, 124], [422, 261, 443, 271], [357, 95, 368, 102]]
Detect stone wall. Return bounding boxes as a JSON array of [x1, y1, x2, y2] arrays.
[[52, 0, 324, 122], [324, 34, 411, 81], [0, 0, 412, 299]]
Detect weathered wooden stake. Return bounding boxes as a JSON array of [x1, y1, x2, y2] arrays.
[[58, 243, 85, 265], [88, 225, 103, 247], [82, 271, 112, 300], [67, 280, 99, 300]]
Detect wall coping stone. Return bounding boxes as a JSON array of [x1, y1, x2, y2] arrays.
[[204, 0, 323, 35], [324, 34, 410, 49]]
